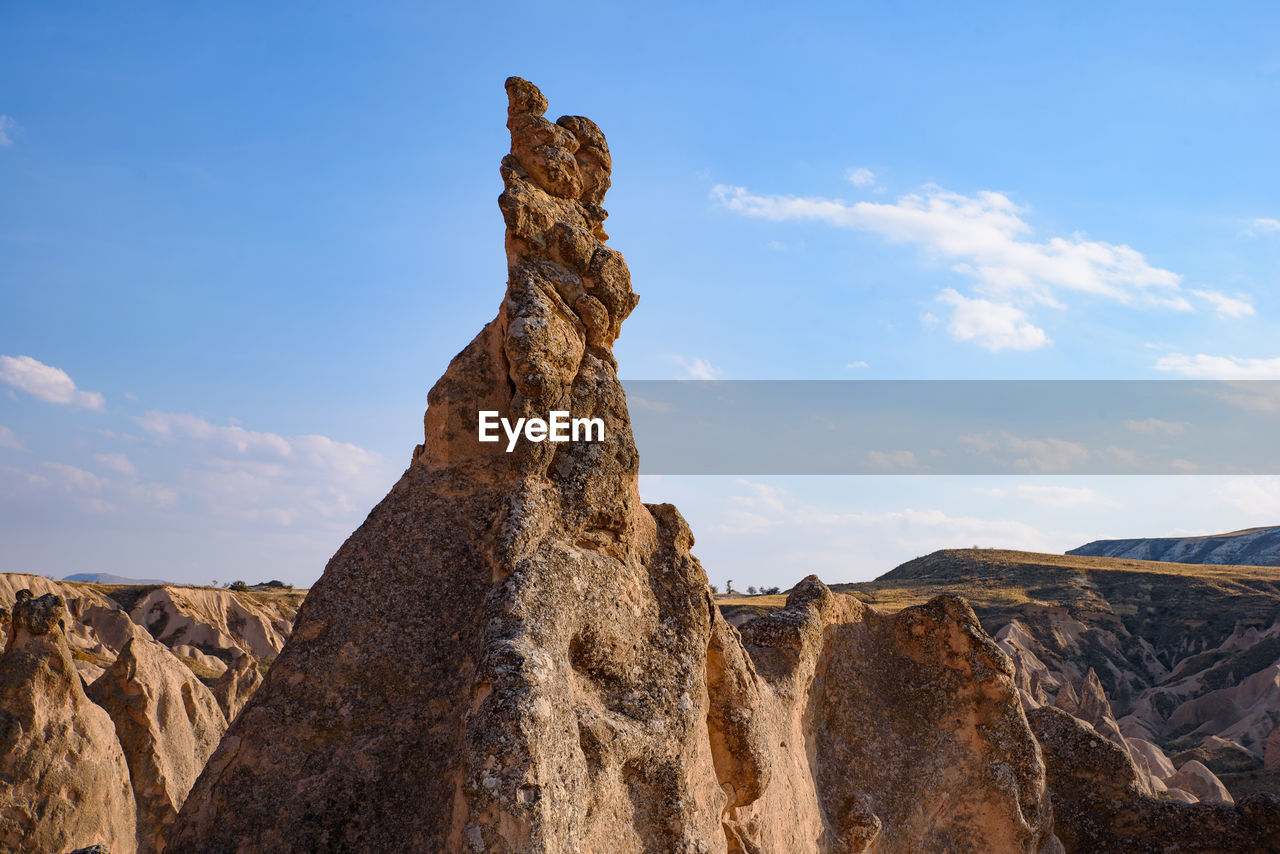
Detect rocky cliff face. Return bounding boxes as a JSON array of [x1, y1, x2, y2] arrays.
[[169, 78, 1056, 853], [0, 575, 299, 853], [0, 592, 138, 854], [88, 636, 228, 854], [1070, 526, 1280, 566]]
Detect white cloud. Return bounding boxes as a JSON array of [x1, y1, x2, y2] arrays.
[[1124, 418, 1187, 436], [94, 453, 136, 476], [1191, 289, 1255, 318], [1154, 354, 1280, 379], [137, 410, 292, 456], [668, 356, 722, 380], [711, 183, 1183, 307], [1015, 485, 1118, 509], [845, 167, 876, 188], [0, 426, 23, 451], [0, 115, 14, 148], [937, 288, 1049, 351], [846, 360, 870, 369], [1213, 477, 1280, 522], [960, 432, 1090, 472], [1247, 218, 1280, 235], [134, 410, 392, 527], [0, 355, 105, 409]]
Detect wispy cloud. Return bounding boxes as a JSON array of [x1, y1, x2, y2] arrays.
[[94, 452, 136, 476], [1124, 418, 1187, 436], [712, 183, 1183, 306], [1247, 217, 1280, 236], [712, 181, 1194, 352], [845, 167, 876, 188], [0, 115, 15, 148], [960, 431, 1090, 472], [668, 355, 722, 380], [0, 426, 25, 451], [1191, 289, 1254, 318], [937, 288, 1048, 351], [0, 355, 105, 409], [134, 410, 392, 525], [1154, 354, 1280, 379], [846, 360, 870, 369]]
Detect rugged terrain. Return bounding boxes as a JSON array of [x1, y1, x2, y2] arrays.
[[0, 574, 303, 852], [1071, 525, 1280, 566], [6, 78, 1280, 852], [831, 549, 1280, 800]]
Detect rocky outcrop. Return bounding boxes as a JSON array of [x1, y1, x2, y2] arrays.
[[1069, 525, 1280, 566], [211, 652, 263, 722], [88, 636, 227, 854], [1030, 705, 1280, 852], [732, 583, 1052, 853], [0, 591, 138, 854], [128, 585, 298, 662], [170, 78, 1055, 853]]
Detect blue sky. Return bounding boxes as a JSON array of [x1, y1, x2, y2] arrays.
[[3, 2, 1280, 588]]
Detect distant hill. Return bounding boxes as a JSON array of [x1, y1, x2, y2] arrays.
[[1069, 526, 1280, 566], [62, 572, 172, 585]]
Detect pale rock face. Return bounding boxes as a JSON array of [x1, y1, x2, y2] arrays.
[[169, 78, 1054, 853], [1165, 759, 1233, 806], [211, 652, 263, 722], [0, 591, 138, 854], [87, 636, 228, 854], [129, 586, 293, 661]]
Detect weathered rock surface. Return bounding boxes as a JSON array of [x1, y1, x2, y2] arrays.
[[88, 636, 228, 854], [128, 585, 297, 662], [1030, 705, 1280, 852], [211, 652, 263, 722], [849, 549, 1280, 800], [170, 78, 1056, 853], [0, 591, 138, 854]]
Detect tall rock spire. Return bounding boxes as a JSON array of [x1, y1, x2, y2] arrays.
[[170, 77, 723, 853], [170, 79, 1054, 854]]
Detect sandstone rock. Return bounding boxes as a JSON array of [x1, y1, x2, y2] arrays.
[[170, 78, 1054, 853], [211, 652, 263, 722], [1165, 759, 1233, 806], [0, 591, 137, 854], [87, 635, 227, 854], [733, 583, 1052, 853], [128, 585, 295, 661], [1029, 705, 1279, 851]]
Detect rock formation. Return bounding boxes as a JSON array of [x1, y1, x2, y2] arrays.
[[0, 591, 138, 854], [1030, 705, 1280, 852], [170, 78, 1056, 852], [211, 652, 263, 722], [128, 584, 296, 661], [88, 636, 228, 854]]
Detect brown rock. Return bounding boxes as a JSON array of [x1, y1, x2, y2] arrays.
[[211, 652, 263, 723], [87, 636, 227, 853], [0, 591, 137, 854], [1029, 705, 1280, 852], [170, 78, 1054, 853]]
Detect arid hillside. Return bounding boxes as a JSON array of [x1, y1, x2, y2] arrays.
[[726, 549, 1280, 802]]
